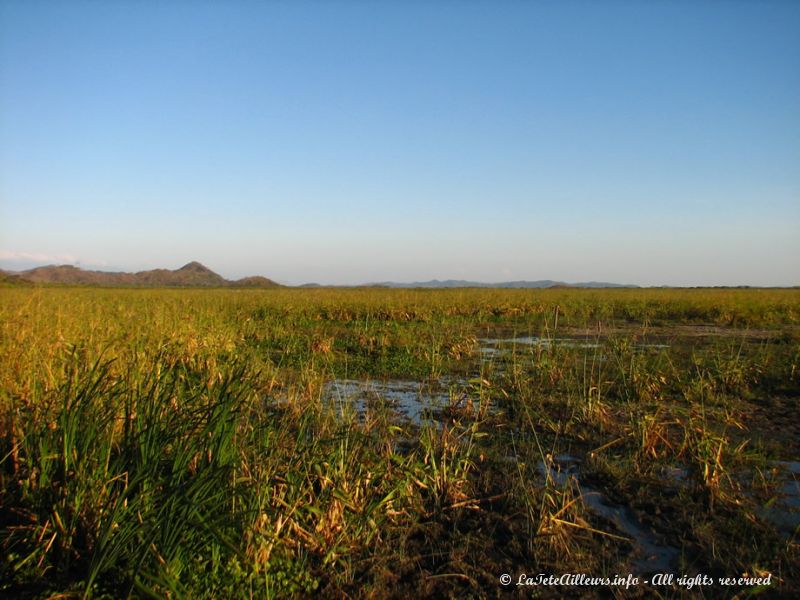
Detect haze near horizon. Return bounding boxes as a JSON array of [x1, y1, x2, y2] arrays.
[[1, 1, 798, 286]]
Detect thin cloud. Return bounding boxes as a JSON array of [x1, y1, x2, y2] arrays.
[[0, 251, 108, 267]]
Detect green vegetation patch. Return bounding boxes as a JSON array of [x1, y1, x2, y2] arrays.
[[1, 288, 799, 597]]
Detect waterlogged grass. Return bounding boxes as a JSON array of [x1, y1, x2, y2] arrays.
[[1, 287, 799, 598]]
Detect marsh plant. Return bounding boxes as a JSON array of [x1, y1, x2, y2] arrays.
[[1, 287, 798, 597]]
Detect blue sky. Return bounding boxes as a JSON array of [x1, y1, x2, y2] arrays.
[[1, 1, 798, 286]]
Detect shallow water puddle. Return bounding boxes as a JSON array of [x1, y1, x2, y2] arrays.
[[760, 460, 800, 536], [478, 335, 670, 360], [322, 379, 455, 423], [539, 454, 680, 574], [480, 336, 602, 350], [660, 460, 800, 538]]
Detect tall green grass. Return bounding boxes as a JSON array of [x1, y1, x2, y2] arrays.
[[1, 287, 798, 597]]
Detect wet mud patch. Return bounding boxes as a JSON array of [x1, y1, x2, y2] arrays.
[[744, 396, 800, 457]]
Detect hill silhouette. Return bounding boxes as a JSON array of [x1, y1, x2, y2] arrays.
[[4, 262, 281, 288]]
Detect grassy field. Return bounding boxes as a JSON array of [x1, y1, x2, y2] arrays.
[[1, 287, 799, 598]]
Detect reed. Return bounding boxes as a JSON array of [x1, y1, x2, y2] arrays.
[[1, 287, 798, 597]]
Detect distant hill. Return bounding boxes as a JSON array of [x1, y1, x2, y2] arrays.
[[364, 279, 637, 289], [0, 271, 31, 287], [8, 261, 281, 288], [231, 276, 281, 288], [4, 263, 636, 289]]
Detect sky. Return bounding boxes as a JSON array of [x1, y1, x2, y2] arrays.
[[1, 1, 798, 286]]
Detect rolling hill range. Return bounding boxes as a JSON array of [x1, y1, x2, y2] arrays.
[[1, 261, 281, 288], [1, 262, 637, 289]]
